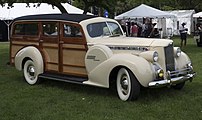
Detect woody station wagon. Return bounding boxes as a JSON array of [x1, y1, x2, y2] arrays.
[[10, 14, 196, 101]]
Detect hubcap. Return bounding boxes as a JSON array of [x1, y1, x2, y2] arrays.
[[27, 65, 35, 80], [120, 75, 129, 95]]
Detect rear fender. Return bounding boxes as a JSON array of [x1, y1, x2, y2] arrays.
[[14, 46, 44, 74]]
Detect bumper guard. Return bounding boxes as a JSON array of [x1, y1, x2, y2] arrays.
[[148, 71, 196, 88]]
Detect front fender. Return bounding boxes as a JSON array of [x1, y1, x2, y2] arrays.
[[14, 46, 44, 74], [84, 54, 154, 88], [175, 52, 191, 69]]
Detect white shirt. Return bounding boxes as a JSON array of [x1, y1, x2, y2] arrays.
[[179, 26, 187, 34]]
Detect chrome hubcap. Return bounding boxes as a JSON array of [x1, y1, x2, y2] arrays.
[[27, 65, 35, 80], [120, 75, 129, 95]]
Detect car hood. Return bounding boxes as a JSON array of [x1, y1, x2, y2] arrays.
[[88, 36, 173, 47]]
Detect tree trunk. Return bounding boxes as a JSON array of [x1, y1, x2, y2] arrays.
[[83, 5, 89, 14], [51, 2, 68, 14]]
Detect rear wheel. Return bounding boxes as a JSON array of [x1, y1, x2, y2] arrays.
[[23, 60, 40, 85], [116, 68, 140, 101]]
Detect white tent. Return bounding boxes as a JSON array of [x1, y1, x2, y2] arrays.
[[115, 4, 175, 38], [193, 12, 202, 18], [115, 4, 175, 20], [166, 10, 195, 35], [0, 3, 90, 20]]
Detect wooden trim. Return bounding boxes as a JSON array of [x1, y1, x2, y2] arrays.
[[10, 20, 89, 78], [42, 45, 58, 49], [62, 47, 86, 51], [63, 63, 85, 68], [12, 41, 39, 46], [47, 62, 58, 65], [62, 44, 86, 51], [45, 70, 59, 73], [58, 22, 63, 72]]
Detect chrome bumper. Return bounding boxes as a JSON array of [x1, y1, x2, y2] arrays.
[[148, 72, 196, 88]]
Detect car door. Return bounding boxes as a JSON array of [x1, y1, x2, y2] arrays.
[[40, 21, 59, 72], [60, 22, 87, 77]]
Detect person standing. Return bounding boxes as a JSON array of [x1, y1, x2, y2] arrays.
[[130, 22, 138, 37], [126, 18, 131, 36], [179, 23, 188, 47], [142, 18, 153, 38], [198, 24, 202, 46]]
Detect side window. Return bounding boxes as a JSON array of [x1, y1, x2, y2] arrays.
[[13, 23, 38, 35], [42, 22, 58, 36], [64, 24, 82, 37]]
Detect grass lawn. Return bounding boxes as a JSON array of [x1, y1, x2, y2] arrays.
[[0, 36, 202, 120]]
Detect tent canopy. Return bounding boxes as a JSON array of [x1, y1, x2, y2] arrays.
[[0, 3, 90, 20], [166, 10, 195, 35], [193, 12, 202, 18], [115, 4, 175, 20]]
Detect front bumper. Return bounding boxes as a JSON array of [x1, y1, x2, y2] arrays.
[[148, 71, 196, 88]]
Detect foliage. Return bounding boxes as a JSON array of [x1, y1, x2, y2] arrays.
[[0, 0, 202, 16], [0, 0, 68, 13], [0, 36, 202, 120], [114, 0, 202, 16], [74, 0, 125, 16]]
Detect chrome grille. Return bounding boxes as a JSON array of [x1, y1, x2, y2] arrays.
[[164, 43, 175, 71], [170, 67, 192, 77]]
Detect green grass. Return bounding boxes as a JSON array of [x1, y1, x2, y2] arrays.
[[0, 36, 202, 120]]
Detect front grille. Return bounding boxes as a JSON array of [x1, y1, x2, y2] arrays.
[[170, 67, 192, 78], [164, 43, 175, 71]]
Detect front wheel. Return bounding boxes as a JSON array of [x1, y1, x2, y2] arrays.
[[23, 60, 40, 85], [116, 68, 140, 101]]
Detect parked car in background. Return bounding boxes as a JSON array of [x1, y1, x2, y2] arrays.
[[10, 14, 196, 101]]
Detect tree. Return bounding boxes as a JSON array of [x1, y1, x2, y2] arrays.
[[0, 0, 68, 13], [1, 0, 202, 16], [74, 0, 125, 17]]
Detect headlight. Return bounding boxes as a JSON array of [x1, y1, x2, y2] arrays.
[[174, 47, 181, 57], [153, 51, 158, 62], [139, 51, 159, 62]]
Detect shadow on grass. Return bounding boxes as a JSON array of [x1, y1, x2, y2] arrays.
[[37, 78, 189, 102]]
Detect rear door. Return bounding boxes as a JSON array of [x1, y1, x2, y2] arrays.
[[40, 22, 59, 72]]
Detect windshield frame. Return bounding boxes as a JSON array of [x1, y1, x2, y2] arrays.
[[86, 21, 124, 38]]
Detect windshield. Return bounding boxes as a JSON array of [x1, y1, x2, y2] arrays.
[[87, 22, 123, 38]]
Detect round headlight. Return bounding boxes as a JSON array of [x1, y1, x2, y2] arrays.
[[153, 51, 159, 62], [176, 48, 181, 57]]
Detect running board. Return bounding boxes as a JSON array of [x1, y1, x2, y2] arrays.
[[39, 73, 88, 84]]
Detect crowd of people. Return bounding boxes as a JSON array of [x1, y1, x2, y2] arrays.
[[119, 17, 202, 48], [120, 18, 160, 38]]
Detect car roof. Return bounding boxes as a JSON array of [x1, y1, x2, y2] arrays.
[[14, 13, 97, 23]]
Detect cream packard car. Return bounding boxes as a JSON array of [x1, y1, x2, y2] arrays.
[[10, 14, 196, 101]]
